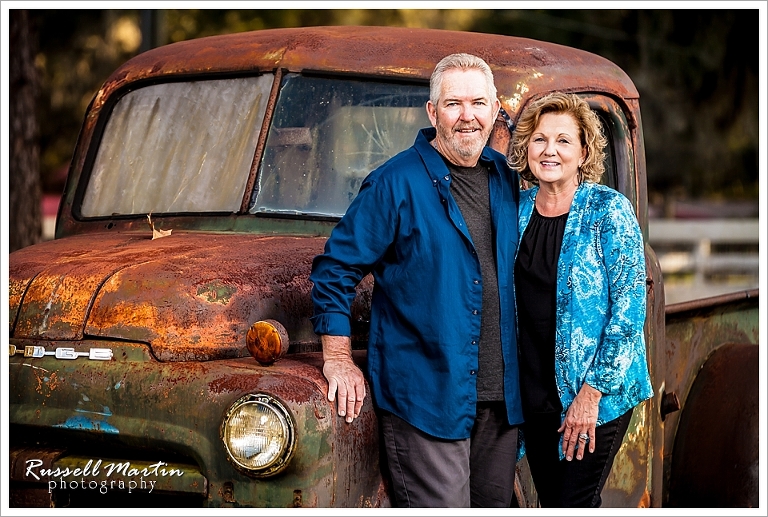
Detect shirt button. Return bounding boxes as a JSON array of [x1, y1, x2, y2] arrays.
[[441, 198, 446, 203], [470, 370, 476, 375], [472, 340, 477, 345], [472, 309, 478, 315], [473, 280, 479, 284], [444, 175, 450, 181]]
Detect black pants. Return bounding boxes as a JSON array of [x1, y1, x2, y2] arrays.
[[379, 401, 519, 508], [523, 409, 632, 507]]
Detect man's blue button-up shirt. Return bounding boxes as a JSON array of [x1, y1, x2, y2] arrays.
[[310, 128, 523, 439]]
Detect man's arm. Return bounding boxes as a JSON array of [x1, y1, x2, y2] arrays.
[[310, 172, 397, 423], [321, 335, 366, 423]]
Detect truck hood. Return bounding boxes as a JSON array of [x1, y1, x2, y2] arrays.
[[9, 232, 370, 362]]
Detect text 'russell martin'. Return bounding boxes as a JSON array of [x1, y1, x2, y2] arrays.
[[24, 459, 184, 495]]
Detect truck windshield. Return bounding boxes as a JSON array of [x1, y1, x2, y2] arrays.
[[81, 75, 273, 217], [80, 73, 431, 219], [249, 74, 431, 217]]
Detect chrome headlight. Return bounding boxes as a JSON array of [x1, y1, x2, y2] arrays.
[[221, 393, 296, 477]]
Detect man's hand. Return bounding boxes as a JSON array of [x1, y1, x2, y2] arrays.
[[321, 335, 366, 423]]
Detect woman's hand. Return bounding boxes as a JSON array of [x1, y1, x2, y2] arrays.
[[558, 383, 602, 460]]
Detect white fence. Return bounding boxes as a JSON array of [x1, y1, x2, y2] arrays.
[[648, 219, 760, 304]]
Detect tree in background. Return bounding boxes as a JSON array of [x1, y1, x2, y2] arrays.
[[10, 10, 41, 252], [34, 10, 142, 194]]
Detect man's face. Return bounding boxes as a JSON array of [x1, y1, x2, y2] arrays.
[[426, 68, 500, 167]]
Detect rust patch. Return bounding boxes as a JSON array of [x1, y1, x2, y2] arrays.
[[205, 359, 324, 404], [32, 368, 60, 397], [196, 281, 237, 305]]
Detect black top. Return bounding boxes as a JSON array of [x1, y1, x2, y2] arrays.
[[515, 207, 568, 415]]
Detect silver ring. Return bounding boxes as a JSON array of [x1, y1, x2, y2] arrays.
[[578, 433, 589, 440]]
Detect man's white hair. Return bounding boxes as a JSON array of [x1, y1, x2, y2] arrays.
[[429, 53, 497, 105]]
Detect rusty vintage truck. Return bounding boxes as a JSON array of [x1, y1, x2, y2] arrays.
[[7, 26, 760, 508]]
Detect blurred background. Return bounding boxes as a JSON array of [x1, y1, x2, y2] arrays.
[[8, 8, 761, 303]]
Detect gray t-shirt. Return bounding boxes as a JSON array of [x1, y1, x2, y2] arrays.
[[445, 158, 504, 402]]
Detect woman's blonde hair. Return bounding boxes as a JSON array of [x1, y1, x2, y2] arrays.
[[508, 92, 607, 184]]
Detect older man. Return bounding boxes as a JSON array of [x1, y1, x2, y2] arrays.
[[310, 53, 522, 507]]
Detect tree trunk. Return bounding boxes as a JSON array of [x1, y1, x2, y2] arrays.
[[9, 9, 41, 252]]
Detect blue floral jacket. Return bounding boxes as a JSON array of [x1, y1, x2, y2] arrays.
[[518, 182, 654, 436]]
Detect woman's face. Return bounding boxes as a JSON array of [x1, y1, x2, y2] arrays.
[[527, 112, 587, 189]]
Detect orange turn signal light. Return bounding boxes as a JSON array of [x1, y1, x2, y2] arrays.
[[246, 319, 289, 366]]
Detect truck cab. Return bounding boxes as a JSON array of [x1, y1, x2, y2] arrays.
[[8, 26, 758, 508]]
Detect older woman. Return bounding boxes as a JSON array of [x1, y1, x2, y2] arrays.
[[508, 92, 653, 507]]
